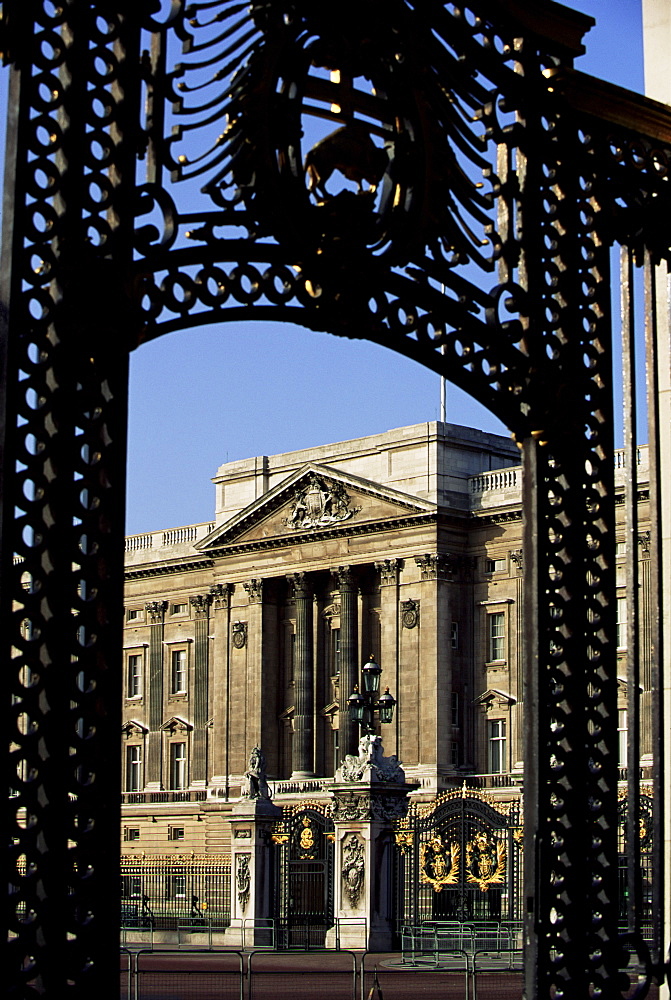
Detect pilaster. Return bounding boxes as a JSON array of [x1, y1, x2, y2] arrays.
[[375, 559, 402, 757], [190, 592, 212, 784], [511, 549, 525, 768], [145, 599, 167, 788], [208, 583, 232, 788], [413, 554, 456, 784]]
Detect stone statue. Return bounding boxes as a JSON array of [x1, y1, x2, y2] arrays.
[[244, 745, 272, 800], [337, 734, 405, 783]]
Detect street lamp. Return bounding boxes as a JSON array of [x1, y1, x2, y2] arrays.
[[347, 655, 396, 733]]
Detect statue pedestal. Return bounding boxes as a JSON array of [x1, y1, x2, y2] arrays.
[[223, 796, 281, 948], [325, 736, 415, 952]]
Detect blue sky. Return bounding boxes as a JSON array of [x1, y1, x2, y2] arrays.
[[0, 2, 647, 534], [125, 0, 645, 534]]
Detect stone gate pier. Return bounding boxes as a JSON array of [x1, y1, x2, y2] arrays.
[[325, 736, 415, 951]]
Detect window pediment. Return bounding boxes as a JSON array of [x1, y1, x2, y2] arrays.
[[160, 716, 192, 734]]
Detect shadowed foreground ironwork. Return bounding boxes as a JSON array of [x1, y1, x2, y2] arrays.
[[2, 2, 670, 997]]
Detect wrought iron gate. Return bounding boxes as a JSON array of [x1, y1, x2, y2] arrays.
[[395, 788, 522, 930], [3, 2, 670, 996], [273, 804, 335, 947], [619, 790, 655, 943]]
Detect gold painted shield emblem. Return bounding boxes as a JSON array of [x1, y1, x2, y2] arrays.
[[419, 835, 460, 893], [465, 832, 506, 891]]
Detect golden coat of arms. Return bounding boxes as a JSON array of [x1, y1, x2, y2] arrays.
[[419, 836, 460, 893], [299, 817, 315, 859], [465, 832, 506, 891]]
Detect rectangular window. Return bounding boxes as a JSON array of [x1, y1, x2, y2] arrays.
[[168, 827, 185, 841], [127, 608, 141, 622], [618, 708, 628, 766], [488, 720, 507, 774], [171, 603, 188, 615], [127, 654, 142, 698], [170, 875, 186, 898], [126, 745, 142, 792], [124, 828, 140, 842], [451, 691, 460, 728], [615, 541, 627, 558], [121, 876, 142, 897], [617, 597, 627, 650], [488, 612, 505, 662], [170, 742, 187, 790], [451, 621, 459, 649], [171, 649, 187, 694], [450, 741, 459, 768], [485, 557, 506, 574]]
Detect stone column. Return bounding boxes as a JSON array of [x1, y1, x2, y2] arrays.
[[190, 593, 212, 786], [241, 579, 263, 775], [334, 566, 359, 758], [288, 572, 314, 779], [325, 735, 414, 951], [224, 755, 282, 948], [145, 600, 167, 789]]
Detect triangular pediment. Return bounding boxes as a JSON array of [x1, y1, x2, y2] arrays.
[[196, 463, 436, 551]]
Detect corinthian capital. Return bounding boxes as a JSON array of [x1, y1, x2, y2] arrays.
[[287, 572, 311, 600], [332, 565, 356, 590], [145, 600, 167, 623], [375, 558, 402, 586], [190, 593, 212, 617], [243, 578, 263, 604]]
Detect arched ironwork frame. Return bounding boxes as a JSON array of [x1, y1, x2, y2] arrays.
[[1, 2, 670, 998]]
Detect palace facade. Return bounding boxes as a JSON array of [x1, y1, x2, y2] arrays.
[[121, 422, 651, 855]]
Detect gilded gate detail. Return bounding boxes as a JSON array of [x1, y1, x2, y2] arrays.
[[272, 803, 335, 947], [395, 787, 522, 926]]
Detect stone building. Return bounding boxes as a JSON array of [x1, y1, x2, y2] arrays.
[[121, 421, 651, 855]]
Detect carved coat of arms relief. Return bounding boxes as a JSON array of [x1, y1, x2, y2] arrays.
[[284, 474, 360, 530]]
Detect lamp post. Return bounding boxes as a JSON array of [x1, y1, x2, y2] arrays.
[[347, 655, 396, 734], [329, 655, 406, 953]]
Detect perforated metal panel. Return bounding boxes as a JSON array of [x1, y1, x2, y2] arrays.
[[2, 3, 670, 997]]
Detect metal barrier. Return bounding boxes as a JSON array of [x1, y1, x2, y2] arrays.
[[124, 944, 526, 1000], [471, 948, 524, 1000], [119, 948, 132, 1000], [248, 949, 358, 1000], [176, 920, 214, 949], [135, 948, 245, 1000], [362, 950, 469, 1000]]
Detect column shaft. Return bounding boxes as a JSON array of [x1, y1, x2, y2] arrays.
[[289, 574, 315, 778], [336, 567, 359, 758]]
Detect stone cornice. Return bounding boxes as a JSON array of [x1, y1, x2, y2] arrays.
[[470, 509, 523, 525], [204, 512, 438, 557], [125, 558, 215, 581]]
